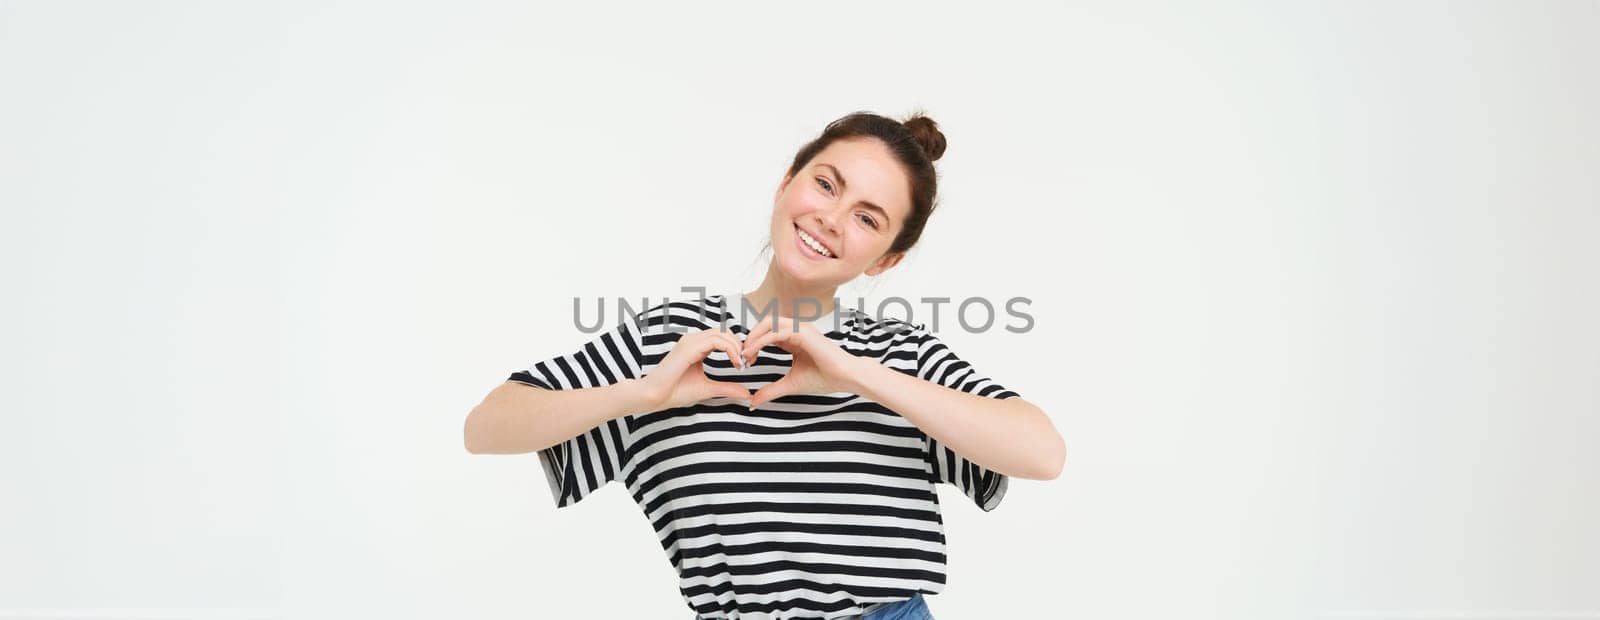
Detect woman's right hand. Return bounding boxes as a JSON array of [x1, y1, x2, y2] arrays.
[[636, 328, 753, 410]]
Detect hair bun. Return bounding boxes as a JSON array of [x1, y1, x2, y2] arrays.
[[901, 115, 947, 162]]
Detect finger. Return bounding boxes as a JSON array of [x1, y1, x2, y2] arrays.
[[741, 317, 773, 366], [679, 329, 736, 370], [695, 329, 736, 370], [668, 331, 723, 377], [748, 329, 793, 353], [714, 330, 746, 369], [684, 330, 722, 361], [709, 377, 753, 403], [741, 334, 763, 368], [750, 375, 797, 409], [653, 332, 701, 377], [710, 333, 744, 372], [743, 314, 773, 352], [686, 378, 743, 407], [743, 330, 793, 367]]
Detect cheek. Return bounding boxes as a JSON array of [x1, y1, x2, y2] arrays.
[[771, 193, 798, 222], [771, 193, 796, 220], [845, 229, 888, 263], [783, 185, 829, 213], [783, 199, 808, 219]]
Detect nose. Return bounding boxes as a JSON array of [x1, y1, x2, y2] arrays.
[[814, 204, 846, 237]]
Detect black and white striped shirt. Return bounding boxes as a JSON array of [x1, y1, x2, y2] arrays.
[[507, 293, 1020, 619]]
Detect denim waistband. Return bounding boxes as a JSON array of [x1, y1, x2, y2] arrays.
[[693, 593, 924, 619]]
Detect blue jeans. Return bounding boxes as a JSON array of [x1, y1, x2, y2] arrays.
[[862, 592, 934, 619], [693, 593, 933, 619]]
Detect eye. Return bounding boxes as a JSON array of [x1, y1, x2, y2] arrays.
[[856, 212, 879, 230], [815, 176, 834, 194]]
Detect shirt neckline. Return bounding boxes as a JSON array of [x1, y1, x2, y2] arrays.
[[720, 290, 846, 331]]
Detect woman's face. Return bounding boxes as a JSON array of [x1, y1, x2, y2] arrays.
[[770, 137, 911, 288]]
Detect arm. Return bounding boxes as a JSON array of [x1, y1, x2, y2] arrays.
[[463, 379, 656, 455], [844, 357, 1065, 480], [739, 315, 1065, 481], [465, 328, 750, 455]]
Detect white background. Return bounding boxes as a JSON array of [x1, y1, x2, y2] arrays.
[[2, 1, 1596, 618]]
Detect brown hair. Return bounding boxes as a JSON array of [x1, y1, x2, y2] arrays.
[[784, 109, 948, 257]]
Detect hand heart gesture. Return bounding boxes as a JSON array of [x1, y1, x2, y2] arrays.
[[740, 314, 862, 409], [637, 328, 753, 410]]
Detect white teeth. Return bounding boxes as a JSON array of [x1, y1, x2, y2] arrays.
[[797, 227, 833, 257]]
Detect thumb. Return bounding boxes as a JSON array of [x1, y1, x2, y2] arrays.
[[750, 377, 797, 409], [715, 380, 753, 403]]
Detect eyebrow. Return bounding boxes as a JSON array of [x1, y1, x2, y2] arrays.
[[817, 163, 891, 226]]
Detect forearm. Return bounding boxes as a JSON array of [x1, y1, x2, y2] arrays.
[[845, 358, 1064, 480], [464, 378, 656, 455]]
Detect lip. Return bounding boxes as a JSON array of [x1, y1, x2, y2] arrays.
[[793, 223, 838, 260]]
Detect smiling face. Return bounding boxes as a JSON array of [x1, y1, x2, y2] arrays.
[[770, 137, 911, 288]]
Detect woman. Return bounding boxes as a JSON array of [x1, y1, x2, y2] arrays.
[[464, 110, 1065, 619]]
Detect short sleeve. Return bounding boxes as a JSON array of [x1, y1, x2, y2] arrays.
[[908, 324, 1021, 512], [506, 318, 647, 508]]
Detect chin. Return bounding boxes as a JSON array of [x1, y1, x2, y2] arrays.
[[776, 249, 815, 279], [776, 248, 838, 286]]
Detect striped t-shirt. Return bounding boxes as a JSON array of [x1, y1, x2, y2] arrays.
[[507, 293, 1021, 619]]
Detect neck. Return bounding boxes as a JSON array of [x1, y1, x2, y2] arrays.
[[741, 263, 839, 321]]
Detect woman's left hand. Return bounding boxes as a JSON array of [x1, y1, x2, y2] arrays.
[[741, 314, 864, 408]]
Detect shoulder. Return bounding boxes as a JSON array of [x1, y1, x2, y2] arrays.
[[842, 310, 926, 345]]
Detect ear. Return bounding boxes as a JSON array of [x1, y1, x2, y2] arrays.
[[864, 251, 904, 276]]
